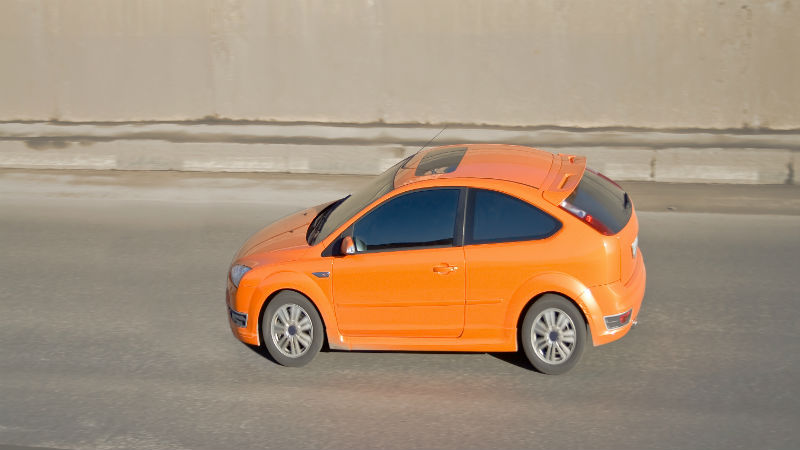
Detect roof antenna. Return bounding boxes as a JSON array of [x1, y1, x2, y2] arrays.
[[402, 125, 448, 169], [417, 125, 447, 153]]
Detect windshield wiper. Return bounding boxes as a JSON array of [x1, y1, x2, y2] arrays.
[[306, 196, 349, 245]]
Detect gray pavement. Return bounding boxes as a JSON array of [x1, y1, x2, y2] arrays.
[[1, 170, 799, 449]]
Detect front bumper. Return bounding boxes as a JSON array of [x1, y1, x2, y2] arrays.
[[581, 251, 646, 346], [226, 284, 260, 345], [228, 306, 248, 328]]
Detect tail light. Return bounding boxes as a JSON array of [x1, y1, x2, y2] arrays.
[[560, 199, 613, 236], [604, 309, 633, 330]]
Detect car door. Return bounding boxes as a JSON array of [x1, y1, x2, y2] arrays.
[[463, 188, 565, 311], [332, 188, 466, 338]]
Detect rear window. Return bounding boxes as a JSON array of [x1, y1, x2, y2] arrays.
[[563, 169, 632, 235]]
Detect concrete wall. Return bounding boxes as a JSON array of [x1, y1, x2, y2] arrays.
[[2, 121, 798, 183], [2, 0, 799, 129]]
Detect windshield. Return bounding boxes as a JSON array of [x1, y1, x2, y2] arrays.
[[309, 156, 411, 245]]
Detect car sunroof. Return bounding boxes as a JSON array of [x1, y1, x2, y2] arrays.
[[413, 147, 467, 176]]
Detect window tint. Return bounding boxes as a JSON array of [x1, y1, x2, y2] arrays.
[[413, 147, 467, 176], [563, 169, 632, 235], [467, 189, 561, 244], [311, 155, 412, 245], [353, 189, 460, 251]]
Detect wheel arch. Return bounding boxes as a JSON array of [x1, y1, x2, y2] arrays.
[[506, 272, 600, 342], [249, 271, 338, 347], [514, 291, 592, 349]]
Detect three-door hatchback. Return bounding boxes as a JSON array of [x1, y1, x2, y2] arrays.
[[226, 144, 645, 374]]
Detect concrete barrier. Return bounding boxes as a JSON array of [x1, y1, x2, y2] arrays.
[[654, 148, 793, 184], [2, 1, 798, 184], [1, 121, 797, 184]]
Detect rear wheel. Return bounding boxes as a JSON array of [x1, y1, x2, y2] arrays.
[[261, 291, 324, 367], [521, 294, 586, 375]]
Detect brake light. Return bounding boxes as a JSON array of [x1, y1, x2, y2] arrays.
[[583, 213, 613, 235], [586, 167, 623, 189], [560, 199, 614, 235]]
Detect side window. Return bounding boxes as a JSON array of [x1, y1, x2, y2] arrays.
[[467, 189, 561, 244], [353, 188, 460, 251]]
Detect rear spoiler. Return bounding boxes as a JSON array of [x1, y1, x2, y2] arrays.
[[542, 153, 587, 205]]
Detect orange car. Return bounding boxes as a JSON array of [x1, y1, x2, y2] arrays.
[[226, 144, 645, 374]]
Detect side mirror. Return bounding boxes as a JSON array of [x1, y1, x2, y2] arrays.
[[340, 236, 356, 255]]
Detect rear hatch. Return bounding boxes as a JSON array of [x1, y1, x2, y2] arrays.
[[559, 168, 639, 283], [616, 212, 640, 284]]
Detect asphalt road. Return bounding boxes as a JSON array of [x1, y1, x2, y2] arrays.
[[1, 170, 799, 450]]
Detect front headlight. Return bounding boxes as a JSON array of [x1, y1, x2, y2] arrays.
[[230, 264, 252, 288]]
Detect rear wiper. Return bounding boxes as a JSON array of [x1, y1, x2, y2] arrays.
[[623, 192, 630, 208]]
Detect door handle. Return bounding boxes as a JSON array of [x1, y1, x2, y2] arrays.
[[432, 263, 459, 274]]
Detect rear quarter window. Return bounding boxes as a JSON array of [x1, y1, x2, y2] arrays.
[[466, 189, 561, 244]]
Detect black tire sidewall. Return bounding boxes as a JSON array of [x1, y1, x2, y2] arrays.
[[521, 294, 587, 375], [261, 291, 324, 367]]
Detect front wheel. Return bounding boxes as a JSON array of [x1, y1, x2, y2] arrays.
[[521, 294, 587, 375], [261, 291, 324, 367]]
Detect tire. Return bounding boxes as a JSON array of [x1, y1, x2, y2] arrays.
[[521, 294, 587, 375], [261, 291, 324, 367]]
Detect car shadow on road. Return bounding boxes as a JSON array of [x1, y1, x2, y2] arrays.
[[246, 341, 535, 371], [245, 343, 279, 364], [244, 337, 334, 365], [488, 351, 535, 370]]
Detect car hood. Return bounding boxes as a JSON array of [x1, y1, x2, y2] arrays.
[[234, 201, 334, 261]]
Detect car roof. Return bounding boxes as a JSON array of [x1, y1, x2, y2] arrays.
[[393, 144, 587, 205]]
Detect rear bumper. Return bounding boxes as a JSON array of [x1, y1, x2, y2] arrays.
[[581, 251, 646, 346]]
